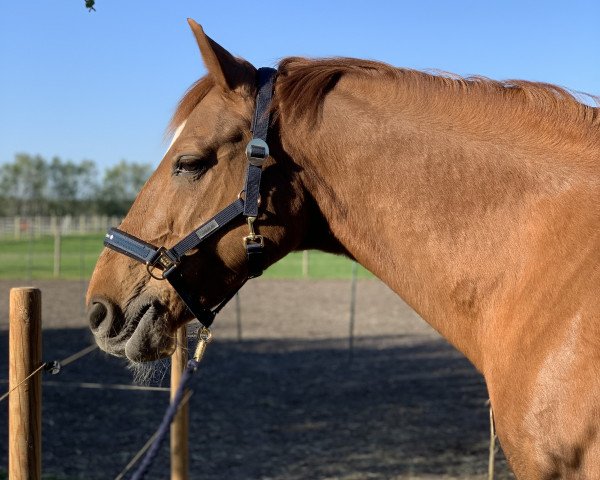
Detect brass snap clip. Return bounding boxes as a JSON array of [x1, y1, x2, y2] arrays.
[[243, 216, 264, 247], [193, 326, 213, 362]]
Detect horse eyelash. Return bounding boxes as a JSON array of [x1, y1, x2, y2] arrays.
[[174, 166, 209, 179], [173, 154, 210, 179]]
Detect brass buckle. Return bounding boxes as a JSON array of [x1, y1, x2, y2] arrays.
[[146, 247, 179, 281], [242, 216, 264, 247]]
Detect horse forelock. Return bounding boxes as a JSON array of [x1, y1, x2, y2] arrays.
[[167, 75, 215, 138]]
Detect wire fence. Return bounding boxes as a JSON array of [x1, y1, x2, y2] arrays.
[[0, 215, 121, 280], [0, 215, 122, 239], [1, 287, 195, 479], [0, 344, 99, 404], [0, 220, 371, 281], [0, 233, 105, 280], [0, 337, 178, 479]]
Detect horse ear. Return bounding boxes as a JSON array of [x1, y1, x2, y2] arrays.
[[187, 19, 254, 91]]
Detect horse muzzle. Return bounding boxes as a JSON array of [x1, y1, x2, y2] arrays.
[[87, 296, 176, 362]]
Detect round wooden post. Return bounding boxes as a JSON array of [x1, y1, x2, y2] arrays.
[[302, 250, 309, 278], [14, 216, 21, 240], [235, 292, 242, 342], [9, 287, 42, 480], [170, 326, 189, 480], [53, 227, 61, 278]]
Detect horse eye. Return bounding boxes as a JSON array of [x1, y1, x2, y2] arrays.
[[173, 154, 210, 178]]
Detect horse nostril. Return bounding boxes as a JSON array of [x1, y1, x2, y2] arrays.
[[88, 300, 109, 331]]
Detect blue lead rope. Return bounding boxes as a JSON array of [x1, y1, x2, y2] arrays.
[[129, 358, 200, 480], [129, 326, 212, 480]]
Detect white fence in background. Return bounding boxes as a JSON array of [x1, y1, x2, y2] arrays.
[[0, 215, 122, 239]]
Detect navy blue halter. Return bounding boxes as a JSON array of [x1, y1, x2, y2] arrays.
[[103, 67, 277, 327]]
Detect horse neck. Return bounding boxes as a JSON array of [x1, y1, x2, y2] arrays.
[[278, 76, 598, 370]]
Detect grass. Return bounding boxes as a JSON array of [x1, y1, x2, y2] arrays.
[[265, 251, 372, 279], [0, 234, 372, 280], [0, 234, 102, 280]]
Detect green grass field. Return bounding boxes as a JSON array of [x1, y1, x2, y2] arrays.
[[0, 234, 371, 280]]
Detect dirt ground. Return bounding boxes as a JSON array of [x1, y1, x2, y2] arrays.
[[0, 279, 514, 479]]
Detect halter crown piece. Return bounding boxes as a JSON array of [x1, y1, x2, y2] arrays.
[[103, 67, 277, 328]]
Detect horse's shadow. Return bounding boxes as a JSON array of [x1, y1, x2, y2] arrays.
[[0, 329, 513, 479]]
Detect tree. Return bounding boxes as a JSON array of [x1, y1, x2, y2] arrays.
[[0, 154, 49, 215], [47, 157, 98, 215], [0, 154, 151, 217], [95, 160, 152, 215]]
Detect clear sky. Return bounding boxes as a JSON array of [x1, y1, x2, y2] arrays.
[[1, 1, 598, 170]]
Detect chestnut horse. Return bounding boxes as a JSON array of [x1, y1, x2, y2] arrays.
[[87, 19, 600, 479]]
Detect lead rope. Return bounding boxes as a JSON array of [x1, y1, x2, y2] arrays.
[[488, 404, 496, 480], [128, 327, 212, 480]]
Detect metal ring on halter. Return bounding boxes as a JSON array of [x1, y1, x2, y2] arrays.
[[146, 263, 167, 281], [145, 246, 179, 281], [245, 138, 269, 166], [237, 189, 262, 206]]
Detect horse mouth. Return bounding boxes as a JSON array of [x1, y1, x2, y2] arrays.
[[90, 298, 176, 362]]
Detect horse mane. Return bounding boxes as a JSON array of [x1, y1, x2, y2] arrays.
[[169, 56, 600, 139], [275, 57, 600, 132]]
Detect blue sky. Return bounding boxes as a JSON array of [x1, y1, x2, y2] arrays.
[[1, 1, 598, 170]]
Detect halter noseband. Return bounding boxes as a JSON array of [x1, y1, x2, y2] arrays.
[[103, 67, 277, 328]]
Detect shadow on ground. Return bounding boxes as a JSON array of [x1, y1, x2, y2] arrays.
[[0, 328, 513, 479]]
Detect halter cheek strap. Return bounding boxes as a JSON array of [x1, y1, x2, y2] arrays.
[[103, 67, 277, 327]]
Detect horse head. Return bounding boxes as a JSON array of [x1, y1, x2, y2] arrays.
[[86, 20, 311, 362]]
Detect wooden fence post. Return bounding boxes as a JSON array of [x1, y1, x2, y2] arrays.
[[14, 216, 21, 240], [9, 287, 42, 480], [302, 250, 309, 278], [235, 292, 242, 342], [34, 216, 42, 239], [170, 326, 189, 480], [53, 228, 61, 278]]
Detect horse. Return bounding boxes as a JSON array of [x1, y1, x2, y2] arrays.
[[86, 19, 600, 479]]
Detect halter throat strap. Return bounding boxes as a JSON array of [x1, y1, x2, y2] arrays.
[[103, 67, 277, 327]]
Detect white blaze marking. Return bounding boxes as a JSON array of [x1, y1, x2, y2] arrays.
[[165, 120, 187, 155]]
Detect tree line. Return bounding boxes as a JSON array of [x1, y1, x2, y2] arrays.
[[0, 154, 152, 216]]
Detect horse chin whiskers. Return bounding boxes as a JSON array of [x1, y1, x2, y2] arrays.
[[127, 357, 169, 386]]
